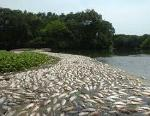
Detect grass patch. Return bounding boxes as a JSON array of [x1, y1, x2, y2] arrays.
[[0, 51, 59, 73]]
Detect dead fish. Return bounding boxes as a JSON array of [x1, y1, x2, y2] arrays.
[[79, 112, 89, 116], [63, 106, 74, 112], [53, 103, 61, 111], [70, 96, 77, 102], [82, 108, 96, 112], [47, 106, 51, 113], [0, 97, 6, 104], [58, 93, 67, 99], [60, 113, 65, 116], [70, 90, 78, 95], [85, 99, 97, 104], [94, 99, 104, 104], [79, 94, 87, 99], [53, 98, 57, 104], [61, 99, 66, 106], [51, 93, 60, 98], [114, 101, 126, 105], [24, 103, 34, 110]]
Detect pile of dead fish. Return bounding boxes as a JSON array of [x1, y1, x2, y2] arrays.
[[0, 52, 150, 116]]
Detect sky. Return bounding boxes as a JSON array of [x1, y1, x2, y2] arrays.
[[0, 0, 150, 35]]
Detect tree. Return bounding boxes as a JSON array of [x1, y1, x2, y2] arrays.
[[141, 38, 150, 49], [63, 9, 114, 49], [0, 8, 115, 51], [42, 20, 75, 49]]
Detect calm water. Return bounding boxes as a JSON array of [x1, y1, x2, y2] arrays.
[[54, 49, 150, 80], [97, 54, 150, 80]]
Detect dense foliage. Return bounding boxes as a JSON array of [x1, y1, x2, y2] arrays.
[[0, 8, 114, 50], [140, 35, 150, 49], [113, 34, 150, 50], [0, 8, 149, 51], [0, 51, 58, 73]]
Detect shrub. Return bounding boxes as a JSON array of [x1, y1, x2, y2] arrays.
[[141, 38, 150, 49], [0, 51, 59, 73]]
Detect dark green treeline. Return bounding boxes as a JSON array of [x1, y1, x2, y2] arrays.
[[0, 7, 150, 51], [0, 8, 114, 50], [113, 34, 150, 51]]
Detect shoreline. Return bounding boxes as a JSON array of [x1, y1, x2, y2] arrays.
[[0, 51, 150, 116], [95, 57, 149, 84]]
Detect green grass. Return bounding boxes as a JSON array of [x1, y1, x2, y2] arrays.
[[0, 51, 59, 73]]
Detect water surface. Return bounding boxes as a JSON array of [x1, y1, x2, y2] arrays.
[[54, 49, 150, 80], [97, 54, 150, 80]]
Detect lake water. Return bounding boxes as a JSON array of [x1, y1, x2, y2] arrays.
[[55, 50, 150, 80], [97, 54, 150, 80]]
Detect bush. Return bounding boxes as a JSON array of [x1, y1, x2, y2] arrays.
[[43, 20, 75, 49], [0, 51, 59, 73], [141, 38, 150, 49]]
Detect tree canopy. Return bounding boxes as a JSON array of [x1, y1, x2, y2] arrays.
[[113, 34, 150, 51], [0, 8, 115, 50], [0, 8, 149, 52]]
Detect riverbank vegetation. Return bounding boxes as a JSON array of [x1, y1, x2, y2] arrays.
[[113, 34, 150, 51], [0, 8, 114, 50], [0, 51, 59, 73], [0, 7, 150, 52]]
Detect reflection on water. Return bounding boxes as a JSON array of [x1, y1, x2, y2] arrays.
[[97, 54, 150, 80]]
